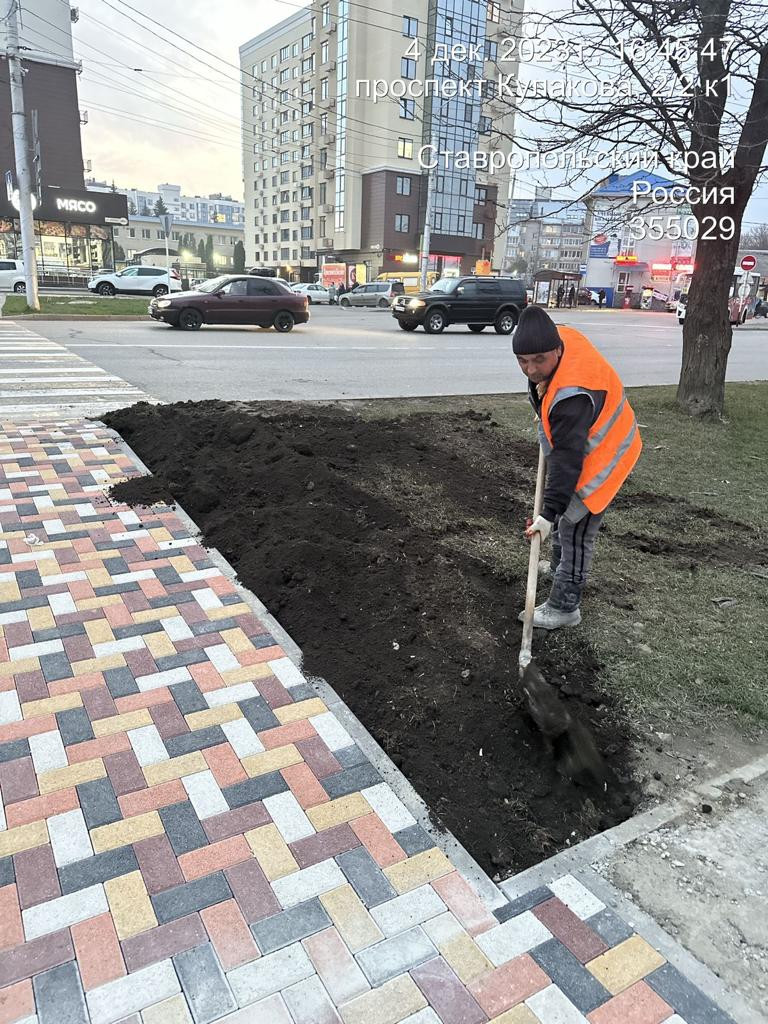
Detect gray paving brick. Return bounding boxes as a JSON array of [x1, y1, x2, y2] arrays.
[[57, 707, 94, 746], [160, 800, 210, 855], [164, 725, 227, 757], [0, 737, 30, 763], [190, 618, 237, 635], [334, 744, 369, 769], [251, 898, 331, 954], [155, 567, 183, 585], [113, 622, 165, 640], [0, 855, 14, 886], [645, 963, 736, 1024], [16, 569, 42, 589], [336, 847, 397, 908], [288, 683, 316, 701], [322, 763, 382, 799], [585, 908, 635, 947], [0, 596, 51, 612], [33, 959, 88, 1024], [530, 938, 611, 1013], [102, 557, 130, 575], [173, 941, 236, 1023], [91, 582, 142, 597], [238, 696, 280, 733], [220, 593, 243, 606], [33, 623, 87, 641], [40, 651, 74, 683], [393, 825, 434, 857], [250, 632, 278, 650], [355, 926, 436, 987], [149, 592, 196, 607], [171, 679, 208, 714], [104, 666, 139, 699], [59, 845, 139, 894], [222, 772, 289, 809], [494, 885, 553, 923], [77, 776, 122, 829], [155, 649, 210, 672], [152, 871, 232, 925]]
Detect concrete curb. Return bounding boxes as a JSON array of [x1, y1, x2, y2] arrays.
[[1, 314, 147, 321]]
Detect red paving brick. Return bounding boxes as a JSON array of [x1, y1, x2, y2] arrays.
[[200, 898, 260, 970], [587, 981, 673, 1024], [71, 913, 126, 990]]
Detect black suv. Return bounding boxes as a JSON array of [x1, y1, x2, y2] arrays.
[[391, 275, 527, 334]]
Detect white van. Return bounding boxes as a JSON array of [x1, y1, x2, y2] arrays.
[[0, 259, 27, 292]]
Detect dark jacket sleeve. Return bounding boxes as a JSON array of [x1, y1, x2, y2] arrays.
[[541, 395, 594, 520]]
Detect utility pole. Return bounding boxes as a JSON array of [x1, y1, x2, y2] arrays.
[[5, 0, 40, 310], [419, 135, 437, 292]]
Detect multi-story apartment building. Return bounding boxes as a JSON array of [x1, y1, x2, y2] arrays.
[[504, 193, 588, 280], [240, 1, 521, 282], [88, 181, 245, 229]]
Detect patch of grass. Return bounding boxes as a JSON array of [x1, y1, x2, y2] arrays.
[[2, 294, 149, 316], [333, 383, 768, 721]]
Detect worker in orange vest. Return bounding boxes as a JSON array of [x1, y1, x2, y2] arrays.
[[513, 305, 642, 628]]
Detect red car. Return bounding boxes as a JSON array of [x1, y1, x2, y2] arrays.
[[149, 275, 309, 332]]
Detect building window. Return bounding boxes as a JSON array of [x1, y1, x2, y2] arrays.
[[321, 2, 329, 26], [321, 41, 329, 63], [280, 45, 290, 61], [488, 1, 500, 22], [320, 78, 329, 100], [301, 56, 314, 74], [485, 39, 498, 61], [401, 57, 416, 80], [399, 98, 415, 120], [141, 229, 150, 239], [396, 175, 412, 196], [300, 226, 313, 240], [403, 15, 418, 37], [395, 214, 410, 232], [292, 41, 299, 57], [479, 115, 492, 134], [472, 222, 485, 239], [397, 137, 413, 159]]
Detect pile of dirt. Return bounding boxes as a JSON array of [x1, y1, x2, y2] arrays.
[[106, 400, 636, 876]]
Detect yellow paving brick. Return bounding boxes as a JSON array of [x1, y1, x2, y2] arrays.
[[586, 934, 666, 994], [85, 568, 113, 588], [168, 555, 195, 574], [104, 870, 157, 939], [218, 628, 252, 653], [85, 619, 116, 645], [0, 582, 20, 603], [149, 527, 173, 542], [245, 823, 299, 880], [219, 663, 273, 684], [92, 707, 153, 737], [26, 606, 55, 631], [143, 750, 208, 786], [337, 973, 426, 1024], [185, 703, 243, 731], [489, 1007, 540, 1024], [72, 653, 126, 676], [143, 631, 177, 659], [0, 655, 38, 678], [319, 884, 383, 954], [241, 743, 303, 778], [40, 469, 58, 482], [0, 819, 48, 859], [22, 691, 83, 719], [274, 697, 328, 724], [133, 606, 180, 624], [306, 793, 372, 831], [38, 757, 106, 795], [74, 595, 124, 612], [441, 932, 494, 985], [383, 847, 453, 894], [208, 602, 250, 620], [142, 995, 191, 1024], [91, 810, 164, 853]]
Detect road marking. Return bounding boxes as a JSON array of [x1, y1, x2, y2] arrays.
[[67, 343, 440, 351]]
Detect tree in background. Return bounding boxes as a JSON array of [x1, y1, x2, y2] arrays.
[[740, 224, 768, 249], [204, 235, 215, 275], [127, 200, 136, 215], [113, 242, 126, 261], [233, 240, 246, 273], [197, 239, 206, 264], [154, 196, 169, 217]]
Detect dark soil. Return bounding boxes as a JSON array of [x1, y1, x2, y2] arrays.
[[106, 399, 638, 877]]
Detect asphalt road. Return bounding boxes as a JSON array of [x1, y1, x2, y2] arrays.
[[31, 306, 768, 403]]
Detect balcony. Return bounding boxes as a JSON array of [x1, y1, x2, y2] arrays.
[[321, 168, 335, 181], [317, 237, 335, 249], [320, 59, 337, 72], [321, 203, 334, 213], [321, 133, 336, 146]]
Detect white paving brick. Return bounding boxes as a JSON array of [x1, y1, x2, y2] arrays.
[[355, 926, 437, 987], [135, 666, 192, 692], [117, 510, 141, 525], [48, 592, 77, 615], [309, 712, 353, 752], [272, 858, 347, 909], [475, 911, 552, 966], [0, 690, 22, 726], [47, 808, 93, 867], [268, 656, 306, 688], [128, 724, 170, 767], [204, 682, 259, 707], [29, 730, 68, 775], [205, 644, 241, 673], [221, 717, 265, 758], [41, 519, 66, 535], [526, 984, 590, 1023], [87, 958, 181, 1024], [402, 1011, 442, 1024], [93, 637, 147, 657], [0, 610, 28, 625], [422, 911, 464, 947], [192, 587, 223, 610], [282, 974, 341, 1024], [216, 995, 293, 1023], [8, 638, 63, 661], [549, 875, 605, 918], [262, 790, 315, 843], [23, 883, 108, 940], [303, 926, 370, 1005], [179, 568, 220, 582], [370, 884, 446, 937], [41, 571, 88, 586], [360, 783, 417, 833], [227, 942, 314, 1006], [111, 570, 156, 584], [160, 616, 194, 642], [10, 549, 56, 563], [182, 769, 228, 819]]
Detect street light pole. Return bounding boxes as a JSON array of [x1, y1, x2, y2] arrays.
[[5, 0, 40, 310], [419, 134, 437, 293]]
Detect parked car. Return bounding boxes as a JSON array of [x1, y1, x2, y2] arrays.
[[339, 281, 405, 309], [0, 258, 27, 292], [391, 275, 527, 334], [676, 293, 688, 325], [291, 282, 331, 304], [148, 274, 309, 332], [577, 288, 599, 305], [88, 266, 182, 297]]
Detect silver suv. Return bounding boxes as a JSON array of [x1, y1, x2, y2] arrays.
[[339, 281, 405, 309]]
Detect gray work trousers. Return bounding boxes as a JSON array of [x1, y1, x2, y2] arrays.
[[548, 508, 605, 611]]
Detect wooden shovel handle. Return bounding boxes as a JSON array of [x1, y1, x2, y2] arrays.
[[519, 443, 546, 673]]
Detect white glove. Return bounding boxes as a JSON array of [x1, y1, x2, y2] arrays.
[[525, 514, 552, 542]]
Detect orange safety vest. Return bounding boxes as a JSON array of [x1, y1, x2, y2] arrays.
[[540, 326, 642, 514]]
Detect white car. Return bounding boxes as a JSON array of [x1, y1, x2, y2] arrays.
[[88, 266, 182, 297], [291, 282, 331, 304], [0, 258, 27, 292], [676, 294, 687, 324]]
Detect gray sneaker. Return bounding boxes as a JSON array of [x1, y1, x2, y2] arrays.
[[518, 601, 582, 629]]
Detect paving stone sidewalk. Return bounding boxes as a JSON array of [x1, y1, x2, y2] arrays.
[[0, 415, 739, 1024]]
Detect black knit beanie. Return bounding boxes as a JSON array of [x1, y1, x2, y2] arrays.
[[512, 305, 562, 354]]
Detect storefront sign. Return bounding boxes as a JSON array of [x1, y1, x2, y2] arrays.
[[0, 187, 128, 226], [56, 197, 97, 214]]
